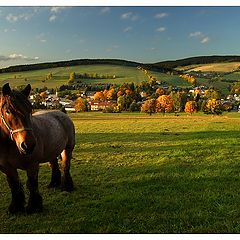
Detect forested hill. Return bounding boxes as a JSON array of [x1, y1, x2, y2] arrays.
[[148, 55, 240, 70], [1, 55, 240, 74], [0, 59, 141, 73]]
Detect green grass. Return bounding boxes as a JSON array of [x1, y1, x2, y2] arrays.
[[1, 112, 240, 233], [0, 64, 189, 88]]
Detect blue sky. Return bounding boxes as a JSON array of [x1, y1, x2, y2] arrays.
[[0, 6, 240, 68]]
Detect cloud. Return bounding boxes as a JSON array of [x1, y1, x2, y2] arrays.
[[156, 27, 166, 32], [49, 15, 57, 22], [155, 12, 169, 19], [189, 31, 210, 44], [3, 28, 16, 33], [6, 12, 34, 23], [201, 37, 210, 44], [123, 26, 132, 32], [0, 54, 39, 62], [100, 7, 111, 14], [189, 31, 202, 38], [121, 12, 138, 21], [50, 7, 69, 13], [49, 7, 70, 22]]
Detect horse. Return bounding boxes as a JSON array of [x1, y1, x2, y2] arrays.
[[0, 83, 75, 214]]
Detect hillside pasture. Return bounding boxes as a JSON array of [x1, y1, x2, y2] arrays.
[[177, 62, 240, 73], [0, 112, 240, 233], [0, 64, 188, 88]]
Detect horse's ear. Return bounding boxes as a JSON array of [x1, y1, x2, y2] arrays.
[[2, 83, 12, 96], [21, 84, 31, 98]]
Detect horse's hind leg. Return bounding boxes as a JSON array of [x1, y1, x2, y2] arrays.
[[5, 168, 25, 214], [26, 165, 43, 214], [48, 158, 61, 188], [60, 147, 74, 192]]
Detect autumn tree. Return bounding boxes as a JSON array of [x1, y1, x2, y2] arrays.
[[204, 99, 223, 115], [205, 89, 221, 100], [117, 96, 125, 111], [156, 95, 174, 114], [94, 91, 105, 101], [156, 87, 165, 96], [184, 101, 198, 115], [141, 99, 156, 115], [74, 97, 88, 112]]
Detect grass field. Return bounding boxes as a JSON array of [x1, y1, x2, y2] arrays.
[[0, 64, 189, 89], [176, 62, 240, 73], [0, 112, 240, 233]]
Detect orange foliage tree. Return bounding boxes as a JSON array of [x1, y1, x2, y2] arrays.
[[74, 97, 88, 112], [156, 95, 174, 114], [94, 91, 105, 101], [141, 99, 156, 115], [184, 101, 198, 115]]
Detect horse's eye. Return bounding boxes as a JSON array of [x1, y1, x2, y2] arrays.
[[5, 109, 11, 115]]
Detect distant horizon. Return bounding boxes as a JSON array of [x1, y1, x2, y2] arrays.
[[1, 6, 240, 68]]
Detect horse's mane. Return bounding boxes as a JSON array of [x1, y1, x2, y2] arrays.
[[2, 90, 32, 115]]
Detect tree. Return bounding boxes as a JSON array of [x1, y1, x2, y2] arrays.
[[141, 99, 156, 115], [205, 89, 220, 100], [204, 99, 223, 115], [94, 91, 105, 101], [184, 101, 198, 115], [156, 95, 174, 114], [117, 95, 125, 111], [74, 97, 88, 112], [69, 72, 76, 83]]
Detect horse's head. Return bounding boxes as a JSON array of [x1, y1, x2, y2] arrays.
[[0, 83, 36, 155]]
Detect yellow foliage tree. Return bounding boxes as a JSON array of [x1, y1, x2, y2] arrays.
[[74, 97, 87, 112], [184, 101, 198, 115], [156, 95, 174, 113]]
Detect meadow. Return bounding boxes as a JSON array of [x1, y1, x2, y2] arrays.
[[0, 112, 240, 233], [0, 64, 189, 89]]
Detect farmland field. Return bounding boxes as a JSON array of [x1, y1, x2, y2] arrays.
[[0, 64, 189, 88], [0, 112, 240, 233]]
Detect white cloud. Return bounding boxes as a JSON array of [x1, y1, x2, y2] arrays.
[[155, 12, 169, 19], [156, 27, 166, 32], [100, 7, 111, 14], [123, 26, 132, 32], [6, 12, 34, 23], [121, 12, 138, 21], [0, 53, 39, 61], [189, 31, 203, 38], [121, 12, 132, 19], [189, 31, 210, 44], [201, 37, 210, 44], [49, 15, 57, 22], [50, 7, 69, 13]]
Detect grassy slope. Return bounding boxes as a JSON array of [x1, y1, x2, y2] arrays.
[[0, 64, 189, 89], [0, 112, 240, 233], [176, 62, 240, 73]]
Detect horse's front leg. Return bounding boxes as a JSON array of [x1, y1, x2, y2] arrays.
[[2, 166, 25, 214], [26, 165, 43, 214]]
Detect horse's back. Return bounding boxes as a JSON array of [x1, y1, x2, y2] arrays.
[[32, 110, 75, 162]]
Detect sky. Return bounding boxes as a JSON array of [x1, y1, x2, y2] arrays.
[[0, 6, 240, 68]]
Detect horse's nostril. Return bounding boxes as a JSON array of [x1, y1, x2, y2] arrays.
[[21, 142, 28, 151], [20, 142, 35, 154]]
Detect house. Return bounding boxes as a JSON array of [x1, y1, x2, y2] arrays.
[[90, 101, 114, 111]]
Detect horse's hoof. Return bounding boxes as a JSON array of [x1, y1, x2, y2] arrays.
[[8, 203, 25, 214], [61, 176, 74, 192], [47, 181, 61, 189], [26, 194, 43, 214], [26, 205, 43, 214]]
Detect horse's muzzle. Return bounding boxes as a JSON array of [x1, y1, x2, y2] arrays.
[[20, 141, 36, 155]]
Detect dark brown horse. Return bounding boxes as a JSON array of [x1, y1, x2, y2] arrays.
[[0, 83, 75, 214]]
